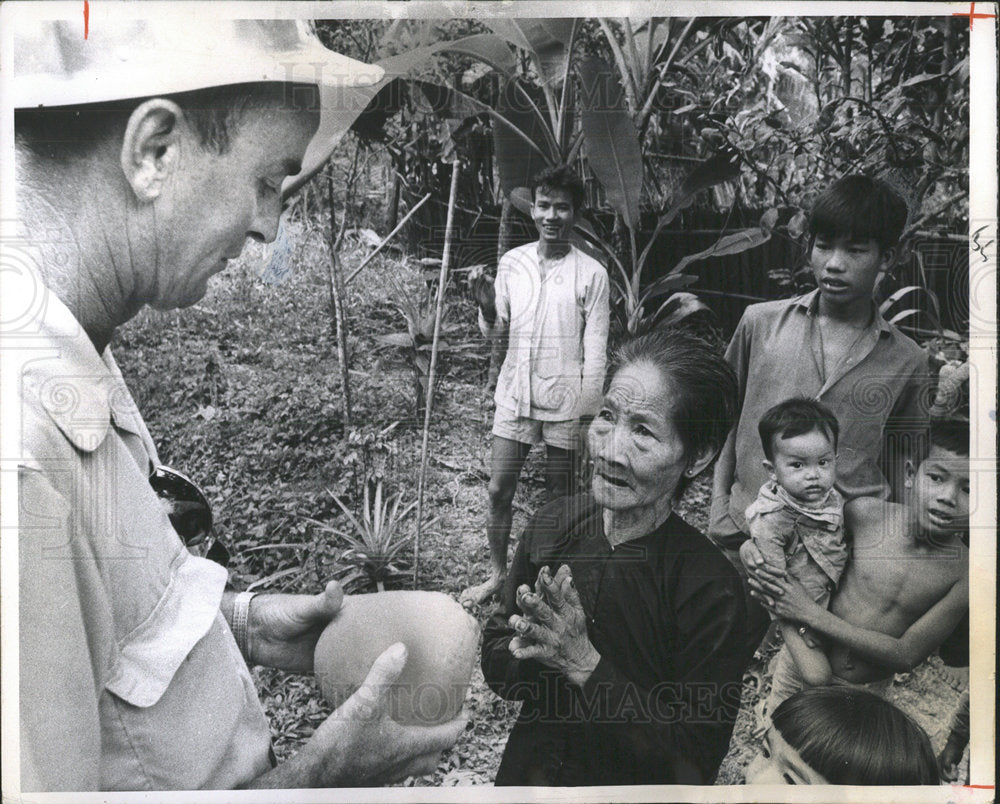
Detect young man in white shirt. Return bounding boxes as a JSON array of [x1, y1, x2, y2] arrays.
[[461, 165, 610, 607]]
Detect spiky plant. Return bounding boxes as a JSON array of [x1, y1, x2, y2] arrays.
[[308, 479, 429, 592]]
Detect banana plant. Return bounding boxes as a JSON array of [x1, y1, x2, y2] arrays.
[[372, 269, 475, 420], [291, 18, 777, 336]]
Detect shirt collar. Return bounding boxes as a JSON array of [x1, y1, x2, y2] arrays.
[[18, 273, 145, 452], [793, 288, 891, 335]]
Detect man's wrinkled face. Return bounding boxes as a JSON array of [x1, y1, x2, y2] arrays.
[[147, 100, 319, 310]]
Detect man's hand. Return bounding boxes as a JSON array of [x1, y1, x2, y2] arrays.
[[240, 580, 345, 672], [469, 266, 497, 327], [508, 565, 600, 687], [246, 643, 468, 788]]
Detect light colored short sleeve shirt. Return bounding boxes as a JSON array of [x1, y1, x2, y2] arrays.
[[710, 290, 929, 537], [13, 277, 272, 791], [482, 242, 609, 422]]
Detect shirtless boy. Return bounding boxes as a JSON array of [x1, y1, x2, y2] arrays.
[[743, 418, 969, 709]]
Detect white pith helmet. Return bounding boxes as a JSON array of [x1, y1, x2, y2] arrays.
[[10, 11, 387, 189]]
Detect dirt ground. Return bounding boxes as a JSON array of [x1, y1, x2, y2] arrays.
[[115, 229, 968, 788]]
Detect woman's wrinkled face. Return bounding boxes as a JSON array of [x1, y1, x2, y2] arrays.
[[588, 360, 688, 515]]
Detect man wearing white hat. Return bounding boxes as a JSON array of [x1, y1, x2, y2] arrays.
[[6, 12, 465, 792]]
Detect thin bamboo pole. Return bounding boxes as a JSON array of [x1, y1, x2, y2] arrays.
[[413, 161, 461, 588], [327, 170, 353, 427], [346, 193, 432, 285]]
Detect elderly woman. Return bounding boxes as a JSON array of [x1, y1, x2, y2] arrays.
[[482, 328, 767, 786]]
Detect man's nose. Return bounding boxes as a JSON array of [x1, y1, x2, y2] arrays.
[[252, 218, 280, 245], [824, 249, 847, 271], [251, 201, 282, 244]]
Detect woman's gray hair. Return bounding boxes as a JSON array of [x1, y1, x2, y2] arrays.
[[608, 327, 738, 487]]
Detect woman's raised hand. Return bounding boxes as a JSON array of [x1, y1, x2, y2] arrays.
[[508, 565, 600, 687]]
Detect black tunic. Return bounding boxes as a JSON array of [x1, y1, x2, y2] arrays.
[[482, 493, 766, 786]]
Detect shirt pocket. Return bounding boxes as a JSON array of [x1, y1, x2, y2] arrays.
[[104, 552, 227, 707], [98, 554, 268, 789]]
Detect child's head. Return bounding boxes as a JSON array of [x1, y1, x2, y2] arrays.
[[745, 686, 939, 785], [759, 397, 839, 504], [906, 418, 970, 540], [808, 175, 908, 310]]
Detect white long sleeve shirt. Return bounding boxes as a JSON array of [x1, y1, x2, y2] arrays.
[[480, 242, 610, 421]]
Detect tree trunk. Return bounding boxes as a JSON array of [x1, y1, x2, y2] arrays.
[[386, 165, 402, 232], [841, 20, 853, 97]]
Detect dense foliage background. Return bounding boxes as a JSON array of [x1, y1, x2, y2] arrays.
[[116, 14, 971, 785]]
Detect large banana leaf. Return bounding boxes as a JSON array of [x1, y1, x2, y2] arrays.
[[410, 79, 550, 168], [670, 227, 771, 274], [494, 78, 555, 195], [638, 272, 699, 304], [577, 56, 643, 232], [285, 34, 518, 195], [658, 149, 742, 226], [485, 19, 577, 85], [653, 291, 714, 327], [440, 33, 518, 76]]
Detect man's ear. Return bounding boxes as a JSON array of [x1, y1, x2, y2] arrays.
[[120, 98, 185, 202], [903, 459, 916, 489], [878, 246, 897, 273]]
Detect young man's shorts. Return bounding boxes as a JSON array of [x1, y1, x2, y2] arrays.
[[761, 644, 893, 728], [492, 405, 580, 452]]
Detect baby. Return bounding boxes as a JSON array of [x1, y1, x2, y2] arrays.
[[746, 397, 848, 683]]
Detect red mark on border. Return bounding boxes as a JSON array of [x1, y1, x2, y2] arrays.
[[952, 2, 996, 29], [961, 784, 995, 789], [83, 0, 89, 38]]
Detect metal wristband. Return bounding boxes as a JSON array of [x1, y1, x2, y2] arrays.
[[232, 591, 256, 664]]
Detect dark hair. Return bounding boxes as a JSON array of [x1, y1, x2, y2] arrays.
[[808, 174, 909, 254], [929, 417, 970, 458], [772, 686, 939, 785], [531, 164, 586, 211], [758, 397, 840, 462], [15, 82, 318, 157], [908, 416, 971, 470], [609, 327, 738, 497]]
